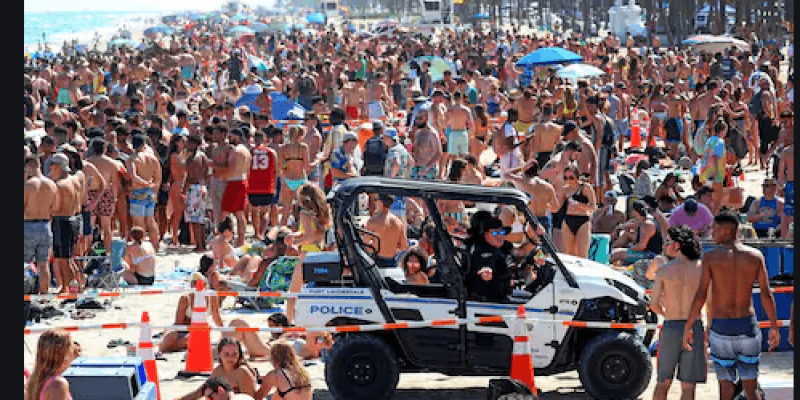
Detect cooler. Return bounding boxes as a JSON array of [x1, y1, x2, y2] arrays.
[[752, 280, 794, 352], [64, 366, 141, 400], [589, 234, 611, 264], [68, 356, 147, 388]]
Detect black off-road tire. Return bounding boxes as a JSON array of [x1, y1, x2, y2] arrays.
[[324, 334, 400, 400], [578, 331, 652, 400]]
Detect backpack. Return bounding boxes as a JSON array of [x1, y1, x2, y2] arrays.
[[601, 116, 615, 147], [727, 127, 748, 159], [362, 137, 387, 175]]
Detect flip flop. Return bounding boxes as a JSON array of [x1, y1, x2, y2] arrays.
[[107, 338, 132, 348]]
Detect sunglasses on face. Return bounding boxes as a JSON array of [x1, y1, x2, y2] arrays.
[[490, 230, 507, 236]]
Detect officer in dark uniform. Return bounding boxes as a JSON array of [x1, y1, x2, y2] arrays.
[[464, 212, 514, 302]]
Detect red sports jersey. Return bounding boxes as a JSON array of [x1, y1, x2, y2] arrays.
[[247, 144, 277, 194]]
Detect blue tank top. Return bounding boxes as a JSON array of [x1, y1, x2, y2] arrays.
[[752, 197, 781, 230]]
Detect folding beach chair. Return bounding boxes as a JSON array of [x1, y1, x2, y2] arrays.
[[229, 256, 300, 311]]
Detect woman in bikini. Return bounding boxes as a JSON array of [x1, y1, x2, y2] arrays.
[[209, 216, 261, 284], [157, 272, 223, 354], [555, 87, 578, 124], [167, 134, 187, 247], [286, 183, 333, 322], [471, 105, 490, 156], [556, 165, 596, 259], [256, 342, 313, 400], [179, 337, 258, 400], [482, 84, 507, 118], [121, 226, 157, 286], [25, 329, 78, 400], [277, 125, 310, 226], [730, 87, 756, 165], [646, 84, 668, 148]]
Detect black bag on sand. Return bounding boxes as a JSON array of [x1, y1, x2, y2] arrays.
[[178, 216, 192, 245]]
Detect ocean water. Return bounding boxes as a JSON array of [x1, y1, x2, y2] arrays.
[[24, 10, 163, 53]]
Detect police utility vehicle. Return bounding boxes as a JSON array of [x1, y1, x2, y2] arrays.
[[295, 177, 656, 400]]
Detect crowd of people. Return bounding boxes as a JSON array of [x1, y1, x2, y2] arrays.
[[24, 13, 795, 400]]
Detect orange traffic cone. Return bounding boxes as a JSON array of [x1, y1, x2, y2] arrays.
[[509, 305, 538, 397], [178, 279, 213, 378], [630, 110, 642, 149], [138, 311, 162, 400]]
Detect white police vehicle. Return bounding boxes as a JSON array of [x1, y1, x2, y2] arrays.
[[295, 177, 656, 400]]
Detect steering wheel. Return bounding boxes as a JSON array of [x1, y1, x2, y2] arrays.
[[355, 226, 381, 258]]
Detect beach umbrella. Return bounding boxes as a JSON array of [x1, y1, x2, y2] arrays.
[[694, 36, 749, 53], [249, 22, 270, 33], [410, 56, 456, 82], [555, 63, 605, 79], [515, 47, 582, 67], [682, 34, 717, 45], [306, 12, 326, 25], [108, 38, 138, 47], [226, 25, 255, 37], [474, 12, 491, 19]]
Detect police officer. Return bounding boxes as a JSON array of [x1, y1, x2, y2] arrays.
[[464, 211, 514, 302]]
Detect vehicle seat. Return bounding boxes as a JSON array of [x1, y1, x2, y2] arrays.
[[385, 277, 449, 298]]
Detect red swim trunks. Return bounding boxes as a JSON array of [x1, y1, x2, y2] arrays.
[[345, 106, 360, 121], [221, 180, 249, 213]]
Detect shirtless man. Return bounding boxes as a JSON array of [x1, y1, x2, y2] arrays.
[[409, 108, 442, 181], [75, 59, 94, 97], [54, 63, 76, 107], [682, 209, 781, 400], [690, 80, 722, 144], [504, 160, 560, 237], [776, 126, 793, 238], [85, 138, 122, 252], [363, 194, 409, 269], [649, 225, 708, 400], [127, 133, 162, 252], [25, 156, 59, 294], [366, 72, 393, 119], [529, 104, 562, 167], [444, 91, 474, 161], [217, 128, 252, 247], [561, 121, 597, 184], [183, 134, 212, 251], [48, 153, 81, 293], [428, 90, 449, 179], [74, 147, 107, 264], [208, 125, 232, 228], [514, 89, 538, 135], [664, 93, 691, 161], [343, 78, 367, 121]]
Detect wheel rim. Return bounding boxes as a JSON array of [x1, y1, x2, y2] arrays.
[[600, 354, 631, 384], [347, 355, 377, 386]]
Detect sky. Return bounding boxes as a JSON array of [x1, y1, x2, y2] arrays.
[[24, 0, 275, 13]]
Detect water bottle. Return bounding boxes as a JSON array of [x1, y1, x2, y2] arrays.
[[767, 227, 775, 239], [68, 279, 79, 294]]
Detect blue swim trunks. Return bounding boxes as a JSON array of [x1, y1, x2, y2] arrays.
[[709, 316, 762, 382], [410, 165, 438, 181], [784, 181, 793, 217], [129, 187, 156, 217]]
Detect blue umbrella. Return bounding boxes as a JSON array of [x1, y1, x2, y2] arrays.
[[306, 12, 326, 25], [226, 25, 255, 37], [515, 47, 582, 67]]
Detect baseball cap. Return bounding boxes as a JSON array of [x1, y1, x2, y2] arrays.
[[342, 131, 358, 143], [604, 190, 618, 200], [684, 198, 699, 214], [50, 153, 71, 173], [372, 120, 384, 130], [383, 128, 399, 141]]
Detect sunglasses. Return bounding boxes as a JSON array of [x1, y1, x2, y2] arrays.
[[490, 230, 507, 236]]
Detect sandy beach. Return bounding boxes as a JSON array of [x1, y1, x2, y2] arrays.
[[23, 162, 794, 399]]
